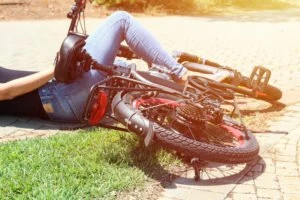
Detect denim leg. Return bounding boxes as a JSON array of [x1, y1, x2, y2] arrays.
[[84, 11, 186, 78]]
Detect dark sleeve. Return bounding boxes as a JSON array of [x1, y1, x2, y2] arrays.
[[0, 66, 49, 119]]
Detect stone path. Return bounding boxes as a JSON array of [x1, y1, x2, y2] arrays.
[[157, 10, 300, 199], [159, 103, 300, 200], [1, 8, 300, 200]]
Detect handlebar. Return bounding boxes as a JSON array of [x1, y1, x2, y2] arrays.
[[174, 51, 225, 69]]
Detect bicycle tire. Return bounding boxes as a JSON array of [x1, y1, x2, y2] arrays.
[[189, 76, 282, 101], [112, 91, 259, 164], [239, 79, 282, 101]]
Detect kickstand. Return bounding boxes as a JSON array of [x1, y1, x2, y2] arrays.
[[191, 158, 205, 182]]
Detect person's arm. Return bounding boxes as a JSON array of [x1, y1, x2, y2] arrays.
[[0, 68, 54, 101]]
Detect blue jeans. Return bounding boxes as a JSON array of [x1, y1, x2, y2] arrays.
[[39, 11, 186, 122], [84, 11, 186, 77], [39, 70, 106, 122]]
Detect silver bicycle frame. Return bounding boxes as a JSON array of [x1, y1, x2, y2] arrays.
[[183, 62, 235, 82]]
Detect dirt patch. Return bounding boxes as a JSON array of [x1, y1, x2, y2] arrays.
[[0, 0, 108, 20]]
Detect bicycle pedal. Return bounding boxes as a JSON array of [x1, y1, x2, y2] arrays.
[[249, 66, 271, 91]]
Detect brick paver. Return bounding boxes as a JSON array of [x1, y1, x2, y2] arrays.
[[1, 8, 300, 200]]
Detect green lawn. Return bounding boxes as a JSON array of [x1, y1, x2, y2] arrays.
[[0, 128, 179, 199]]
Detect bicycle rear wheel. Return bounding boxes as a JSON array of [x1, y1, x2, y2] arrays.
[[112, 91, 259, 164]]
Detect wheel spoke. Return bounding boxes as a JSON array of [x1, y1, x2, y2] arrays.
[[134, 94, 241, 148]]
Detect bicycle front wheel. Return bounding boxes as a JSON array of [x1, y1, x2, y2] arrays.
[[240, 78, 282, 101], [188, 76, 282, 101], [112, 91, 259, 164]]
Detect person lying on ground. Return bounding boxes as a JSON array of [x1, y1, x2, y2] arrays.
[[0, 11, 187, 123]]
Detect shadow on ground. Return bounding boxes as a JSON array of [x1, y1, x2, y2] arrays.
[[165, 156, 265, 188]]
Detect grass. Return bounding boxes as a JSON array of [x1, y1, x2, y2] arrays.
[[0, 128, 180, 199], [0, 108, 283, 199]]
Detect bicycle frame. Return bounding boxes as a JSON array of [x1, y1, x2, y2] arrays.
[[82, 66, 204, 126], [183, 62, 235, 82]]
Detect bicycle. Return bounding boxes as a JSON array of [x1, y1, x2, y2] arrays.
[[100, 41, 282, 103], [124, 50, 282, 102], [54, 0, 260, 180]]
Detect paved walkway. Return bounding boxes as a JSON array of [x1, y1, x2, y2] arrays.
[[0, 8, 300, 200], [160, 104, 300, 200]]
